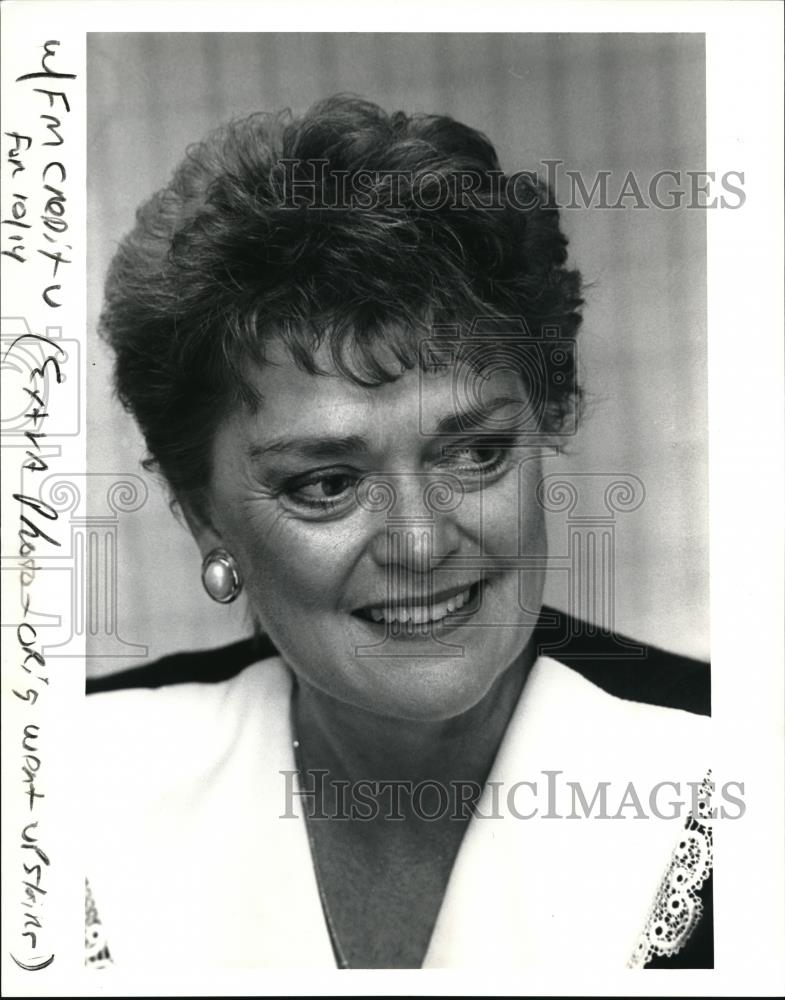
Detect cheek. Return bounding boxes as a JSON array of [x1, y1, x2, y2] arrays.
[[472, 459, 546, 555], [220, 502, 361, 612]]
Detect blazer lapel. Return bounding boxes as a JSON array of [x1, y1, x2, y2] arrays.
[[423, 656, 712, 968]]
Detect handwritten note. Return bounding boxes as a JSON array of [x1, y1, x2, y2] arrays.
[[2, 38, 77, 975]]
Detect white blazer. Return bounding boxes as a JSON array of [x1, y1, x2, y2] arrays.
[[86, 654, 712, 970]]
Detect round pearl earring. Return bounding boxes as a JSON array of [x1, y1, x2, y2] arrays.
[[201, 548, 242, 603]]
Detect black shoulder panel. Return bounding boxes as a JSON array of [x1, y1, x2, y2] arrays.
[[85, 633, 274, 694], [87, 606, 710, 716], [531, 606, 710, 716]]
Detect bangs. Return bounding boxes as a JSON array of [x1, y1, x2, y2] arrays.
[[277, 313, 433, 388], [224, 296, 498, 408]]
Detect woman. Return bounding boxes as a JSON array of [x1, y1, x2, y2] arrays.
[[86, 95, 712, 971]]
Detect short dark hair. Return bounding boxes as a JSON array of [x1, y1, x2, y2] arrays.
[[100, 94, 583, 508]]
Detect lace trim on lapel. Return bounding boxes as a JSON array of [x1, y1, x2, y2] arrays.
[[628, 771, 714, 968], [85, 878, 113, 969]]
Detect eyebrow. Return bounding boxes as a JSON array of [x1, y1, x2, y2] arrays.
[[246, 395, 526, 460], [247, 434, 368, 461], [435, 395, 527, 435]]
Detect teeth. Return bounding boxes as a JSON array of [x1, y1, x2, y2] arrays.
[[363, 586, 473, 625]]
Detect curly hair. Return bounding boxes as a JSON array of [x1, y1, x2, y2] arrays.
[[100, 94, 583, 509]]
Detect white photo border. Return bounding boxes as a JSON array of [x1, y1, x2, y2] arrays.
[[1, 1, 783, 996]]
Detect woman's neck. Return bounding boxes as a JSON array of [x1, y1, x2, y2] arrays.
[[291, 641, 536, 794]]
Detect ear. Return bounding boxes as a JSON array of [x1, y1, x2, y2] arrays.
[[177, 492, 226, 561]]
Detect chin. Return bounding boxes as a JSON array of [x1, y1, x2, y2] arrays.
[[346, 642, 524, 723]]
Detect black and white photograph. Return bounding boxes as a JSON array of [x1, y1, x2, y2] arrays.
[[1, 3, 783, 996]]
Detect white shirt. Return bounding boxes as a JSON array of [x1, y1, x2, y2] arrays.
[[86, 654, 711, 970]]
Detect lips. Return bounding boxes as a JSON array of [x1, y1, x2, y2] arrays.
[[353, 580, 483, 626]]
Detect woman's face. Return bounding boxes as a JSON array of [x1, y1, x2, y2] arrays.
[[202, 339, 548, 721]]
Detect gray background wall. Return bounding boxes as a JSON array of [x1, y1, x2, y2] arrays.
[[86, 33, 708, 676]]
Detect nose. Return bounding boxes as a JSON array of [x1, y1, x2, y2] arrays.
[[364, 473, 463, 573]]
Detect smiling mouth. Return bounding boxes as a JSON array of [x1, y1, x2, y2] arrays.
[[352, 580, 484, 627]]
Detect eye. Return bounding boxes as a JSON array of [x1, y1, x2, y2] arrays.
[[438, 440, 513, 479], [280, 469, 359, 516]]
